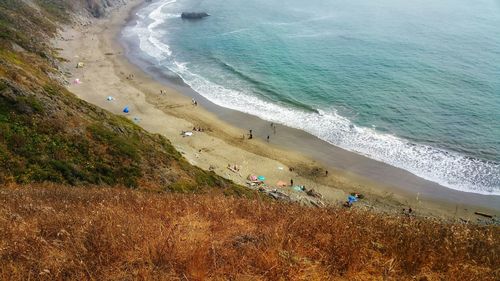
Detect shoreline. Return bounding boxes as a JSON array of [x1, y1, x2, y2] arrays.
[[55, 0, 499, 221]]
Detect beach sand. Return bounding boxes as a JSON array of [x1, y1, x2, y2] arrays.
[[54, 0, 499, 221]]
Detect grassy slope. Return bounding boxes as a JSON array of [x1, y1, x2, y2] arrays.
[[0, 184, 498, 280], [0, 0, 249, 195]]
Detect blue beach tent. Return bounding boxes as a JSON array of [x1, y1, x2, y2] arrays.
[[123, 106, 130, 113]]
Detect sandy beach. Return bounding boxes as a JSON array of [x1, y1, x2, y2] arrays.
[[54, 0, 499, 221]]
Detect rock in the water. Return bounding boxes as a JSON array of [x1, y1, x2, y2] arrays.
[[181, 12, 210, 19]]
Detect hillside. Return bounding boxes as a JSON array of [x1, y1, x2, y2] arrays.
[[0, 0, 247, 195], [1, 184, 499, 280]]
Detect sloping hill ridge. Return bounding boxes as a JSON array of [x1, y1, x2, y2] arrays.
[[0, 0, 247, 195]]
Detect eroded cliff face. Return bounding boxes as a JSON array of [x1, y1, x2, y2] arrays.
[[19, 0, 131, 19], [86, 0, 128, 18]]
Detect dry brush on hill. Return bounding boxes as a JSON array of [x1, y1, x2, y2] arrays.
[[0, 184, 498, 280]]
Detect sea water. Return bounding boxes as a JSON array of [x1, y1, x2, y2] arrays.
[[124, 0, 500, 194]]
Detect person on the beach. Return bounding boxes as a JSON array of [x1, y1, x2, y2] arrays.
[[290, 179, 294, 186], [267, 135, 270, 142], [249, 133, 253, 139], [325, 170, 328, 176]]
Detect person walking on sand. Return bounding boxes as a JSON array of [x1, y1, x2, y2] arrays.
[[290, 179, 294, 186], [267, 135, 270, 142]]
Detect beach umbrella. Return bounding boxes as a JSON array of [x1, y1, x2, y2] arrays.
[[257, 176, 265, 181]]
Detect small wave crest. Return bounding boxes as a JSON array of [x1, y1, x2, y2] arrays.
[[263, 15, 334, 27], [219, 28, 250, 36]]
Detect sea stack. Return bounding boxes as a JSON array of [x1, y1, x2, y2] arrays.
[[181, 12, 210, 19]]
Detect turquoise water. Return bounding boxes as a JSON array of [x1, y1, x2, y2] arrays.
[[124, 0, 500, 194]]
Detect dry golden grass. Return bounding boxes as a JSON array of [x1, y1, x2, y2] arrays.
[[0, 183, 498, 281]]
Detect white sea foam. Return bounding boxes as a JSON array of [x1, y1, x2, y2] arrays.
[[145, 0, 177, 56], [148, 36, 172, 57], [124, 0, 177, 60], [129, 0, 500, 195]]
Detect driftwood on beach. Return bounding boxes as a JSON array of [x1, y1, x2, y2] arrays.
[[474, 211, 493, 218]]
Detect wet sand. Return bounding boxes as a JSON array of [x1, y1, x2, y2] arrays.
[[54, 0, 499, 221]]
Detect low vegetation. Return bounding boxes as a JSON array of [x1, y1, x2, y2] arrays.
[[0, 66, 242, 193], [0, 0, 245, 194], [0, 184, 498, 280]]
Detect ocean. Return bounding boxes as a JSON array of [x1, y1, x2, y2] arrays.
[[123, 0, 500, 195]]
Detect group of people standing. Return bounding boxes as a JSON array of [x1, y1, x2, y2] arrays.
[[247, 122, 277, 141]]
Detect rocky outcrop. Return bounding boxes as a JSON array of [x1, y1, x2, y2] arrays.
[[86, 0, 103, 17], [181, 12, 210, 19], [86, 0, 126, 18]]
